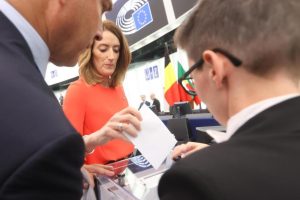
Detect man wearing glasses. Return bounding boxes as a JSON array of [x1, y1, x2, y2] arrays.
[[158, 0, 300, 199]]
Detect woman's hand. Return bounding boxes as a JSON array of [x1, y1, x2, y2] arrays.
[[172, 142, 209, 159], [82, 164, 115, 189], [84, 107, 142, 152]]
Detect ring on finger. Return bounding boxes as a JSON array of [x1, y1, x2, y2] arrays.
[[117, 122, 124, 132]]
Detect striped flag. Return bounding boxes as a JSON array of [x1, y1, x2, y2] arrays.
[[178, 61, 193, 102], [178, 61, 201, 105], [164, 45, 180, 106]]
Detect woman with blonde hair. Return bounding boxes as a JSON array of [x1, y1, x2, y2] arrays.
[[64, 20, 135, 170]]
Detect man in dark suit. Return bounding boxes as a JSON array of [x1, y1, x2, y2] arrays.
[[138, 94, 151, 110], [0, 0, 113, 199], [150, 93, 161, 112], [158, 0, 300, 199]]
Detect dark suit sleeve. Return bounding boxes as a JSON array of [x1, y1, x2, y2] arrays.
[[0, 14, 85, 199], [159, 171, 200, 200], [0, 134, 84, 200], [158, 161, 214, 200], [138, 102, 143, 110], [146, 101, 151, 106], [155, 99, 161, 112]]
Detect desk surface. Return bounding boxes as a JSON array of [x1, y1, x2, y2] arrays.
[[185, 113, 213, 119], [159, 113, 213, 121], [158, 115, 173, 121], [196, 126, 226, 132]]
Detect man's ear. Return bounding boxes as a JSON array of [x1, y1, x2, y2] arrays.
[[202, 50, 227, 89]]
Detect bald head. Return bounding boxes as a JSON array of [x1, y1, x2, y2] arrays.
[[150, 93, 155, 100], [8, 0, 113, 66]]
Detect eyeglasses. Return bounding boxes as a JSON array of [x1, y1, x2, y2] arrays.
[[179, 48, 242, 96]]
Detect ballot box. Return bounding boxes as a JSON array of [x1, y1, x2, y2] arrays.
[[96, 155, 170, 200]]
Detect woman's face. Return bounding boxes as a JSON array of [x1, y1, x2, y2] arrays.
[[92, 30, 120, 77]]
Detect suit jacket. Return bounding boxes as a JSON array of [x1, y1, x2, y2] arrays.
[[138, 101, 150, 110], [0, 12, 84, 199], [158, 96, 300, 200], [152, 98, 161, 112]]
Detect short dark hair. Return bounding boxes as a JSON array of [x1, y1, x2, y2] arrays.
[[175, 0, 300, 77]]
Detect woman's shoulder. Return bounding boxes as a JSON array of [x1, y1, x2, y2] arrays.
[[66, 78, 96, 98], [115, 84, 125, 91], [68, 78, 94, 90]]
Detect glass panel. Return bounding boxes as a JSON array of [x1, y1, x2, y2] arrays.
[[97, 155, 171, 200]]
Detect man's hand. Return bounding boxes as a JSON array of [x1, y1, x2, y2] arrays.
[[172, 142, 209, 159]]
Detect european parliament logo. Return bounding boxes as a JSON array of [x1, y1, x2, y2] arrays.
[[116, 0, 153, 35], [128, 155, 152, 173], [132, 2, 153, 31]]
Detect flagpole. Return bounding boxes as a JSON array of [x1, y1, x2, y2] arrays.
[[164, 42, 169, 58]]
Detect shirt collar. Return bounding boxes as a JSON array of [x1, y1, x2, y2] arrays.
[[225, 93, 300, 142], [0, 0, 50, 77], [206, 93, 300, 143]]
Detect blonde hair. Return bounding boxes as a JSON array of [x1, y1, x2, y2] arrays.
[[78, 20, 131, 87]]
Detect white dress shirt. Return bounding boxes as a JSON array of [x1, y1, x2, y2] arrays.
[[0, 0, 50, 77]]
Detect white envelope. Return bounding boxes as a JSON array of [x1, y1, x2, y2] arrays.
[[126, 105, 177, 169]]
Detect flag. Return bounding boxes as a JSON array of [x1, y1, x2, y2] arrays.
[[164, 45, 180, 106], [177, 61, 201, 105], [132, 2, 153, 31], [178, 61, 193, 102], [194, 95, 201, 105]]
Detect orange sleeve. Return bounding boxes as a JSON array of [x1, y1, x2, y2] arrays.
[[63, 81, 87, 135]]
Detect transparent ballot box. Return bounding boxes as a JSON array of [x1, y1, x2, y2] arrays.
[[96, 155, 170, 200]]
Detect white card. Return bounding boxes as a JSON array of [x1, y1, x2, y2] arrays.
[[126, 105, 177, 169]]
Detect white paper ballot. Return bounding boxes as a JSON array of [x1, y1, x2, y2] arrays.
[[126, 106, 177, 169]]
